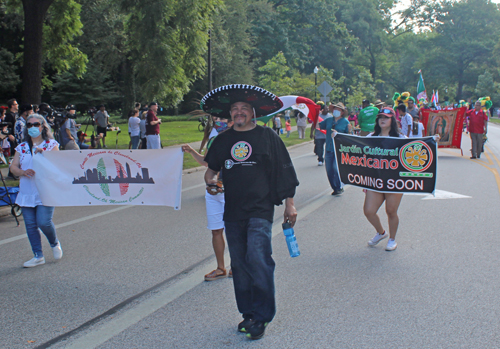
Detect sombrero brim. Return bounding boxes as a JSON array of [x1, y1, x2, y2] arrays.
[[200, 84, 283, 119]]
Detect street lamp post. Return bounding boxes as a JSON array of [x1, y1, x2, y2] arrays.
[[314, 66, 319, 102]]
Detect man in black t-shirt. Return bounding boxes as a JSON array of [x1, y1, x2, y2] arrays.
[[202, 85, 299, 340]]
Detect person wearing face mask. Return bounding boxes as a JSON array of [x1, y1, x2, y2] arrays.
[[182, 117, 233, 281], [9, 114, 62, 267], [319, 102, 350, 195]]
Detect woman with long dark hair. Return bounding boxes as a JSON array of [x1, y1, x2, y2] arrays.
[[10, 114, 62, 267], [364, 107, 405, 251]]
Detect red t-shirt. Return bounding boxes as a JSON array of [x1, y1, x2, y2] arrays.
[[466, 109, 487, 134], [146, 110, 160, 135]]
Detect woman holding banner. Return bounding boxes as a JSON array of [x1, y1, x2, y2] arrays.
[[364, 107, 405, 251], [9, 114, 62, 267], [362, 107, 439, 251]]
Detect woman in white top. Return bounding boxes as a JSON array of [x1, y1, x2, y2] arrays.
[[365, 108, 439, 251], [182, 117, 233, 281], [411, 116, 425, 138], [365, 107, 407, 251], [9, 114, 62, 267], [128, 109, 141, 149]]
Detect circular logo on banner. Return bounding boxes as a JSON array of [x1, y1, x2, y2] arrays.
[[399, 141, 433, 172], [231, 141, 252, 161]]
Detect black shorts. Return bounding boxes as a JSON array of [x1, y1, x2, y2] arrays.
[[97, 126, 107, 136]]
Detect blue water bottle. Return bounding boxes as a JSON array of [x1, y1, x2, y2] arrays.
[[282, 221, 300, 257]]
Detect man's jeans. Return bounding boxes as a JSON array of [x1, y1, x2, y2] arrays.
[[314, 138, 326, 162], [224, 218, 276, 322], [22, 205, 59, 258], [325, 150, 342, 191]]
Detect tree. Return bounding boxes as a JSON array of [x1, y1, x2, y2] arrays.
[[51, 62, 121, 111], [423, 0, 500, 101], [5, 0, 87, 104], [0, 48, 20, 96], [475, 70, 500, 104], [258, 52, 295, 96], [121, 0, 221, 110]]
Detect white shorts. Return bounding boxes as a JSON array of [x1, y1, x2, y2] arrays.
[[205, 191, 224, 230], [146, 134, 161, 149]]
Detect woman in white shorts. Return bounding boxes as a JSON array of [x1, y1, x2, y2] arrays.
[[182, 117, 232, 281]]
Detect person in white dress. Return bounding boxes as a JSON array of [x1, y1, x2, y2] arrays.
[[9, 114, 62, 267]]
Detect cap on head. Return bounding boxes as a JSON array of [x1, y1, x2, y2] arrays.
[[377, 107, 396, 118]]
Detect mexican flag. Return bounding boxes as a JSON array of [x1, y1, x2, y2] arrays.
[[257, 96, 321, 125], [417, 70, 428, 103]]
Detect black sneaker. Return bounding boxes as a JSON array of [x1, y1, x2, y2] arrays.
[[331, 188, 344, 196], [245, 321, 268, 340], [238, 318, 253, 333]]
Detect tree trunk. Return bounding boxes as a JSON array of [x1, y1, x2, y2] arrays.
[[21, 0, 54, 105]]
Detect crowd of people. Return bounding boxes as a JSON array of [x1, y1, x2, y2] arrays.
[[0, 99, 164, 269], [0, 88, 489, 341]]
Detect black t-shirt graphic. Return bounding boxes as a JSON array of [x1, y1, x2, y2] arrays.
[[205, 126, 298, 222]]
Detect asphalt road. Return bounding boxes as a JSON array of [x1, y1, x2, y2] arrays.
[[1, 125, 500, 349]]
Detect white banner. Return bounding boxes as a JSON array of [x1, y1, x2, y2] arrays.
[[32, 148, 183, 209]]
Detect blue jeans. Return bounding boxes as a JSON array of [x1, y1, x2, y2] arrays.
[[325, 150, 342, 191], [22, 205, 58, 258], [224, 218, 275, 322], [131, 136, 140, 149], [314, 138, 326, 162]]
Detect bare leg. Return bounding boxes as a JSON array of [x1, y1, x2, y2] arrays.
[[363, 190, 386, 234], [384, 193, 403, 240], [212, 228, 225, 270]]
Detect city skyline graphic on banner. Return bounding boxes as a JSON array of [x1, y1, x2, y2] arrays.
[[72, 162, 155, 185]]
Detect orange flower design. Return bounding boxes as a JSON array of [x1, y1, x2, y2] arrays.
[[234, 145, 248, 158], [405, 146, 428, 167]]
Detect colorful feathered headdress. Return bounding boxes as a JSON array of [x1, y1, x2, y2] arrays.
[[392, 92, 412, 108]]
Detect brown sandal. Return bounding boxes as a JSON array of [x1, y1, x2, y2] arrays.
[[204, 268, 227, 281]]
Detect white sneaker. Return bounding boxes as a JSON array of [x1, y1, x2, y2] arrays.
[[385, 239, 398, 251], [368, 231, 388, 246], [52, 242, 63, 260], [318, 161, 323, 166], [23, 257, 45, 268]]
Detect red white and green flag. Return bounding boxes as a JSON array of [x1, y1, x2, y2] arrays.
[[417, 70, 428, 103]]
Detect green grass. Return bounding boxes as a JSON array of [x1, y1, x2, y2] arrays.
[[1, 118, 312, 178], [488, 118, 500, 125]]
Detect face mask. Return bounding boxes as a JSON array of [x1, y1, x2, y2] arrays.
[[333, 110, 341, 117], [28, 127, 41, 138], [214, 121, 229, 133]]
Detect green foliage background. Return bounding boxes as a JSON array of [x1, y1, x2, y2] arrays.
[[1, 0, 500, 112]]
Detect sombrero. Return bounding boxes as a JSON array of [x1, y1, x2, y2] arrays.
[[200, 84, 283, 119]]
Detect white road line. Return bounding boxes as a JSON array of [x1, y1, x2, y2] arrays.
[[0, 147, 314, 247], [0, 183, 205, 247], [63, 191, 334, 349]]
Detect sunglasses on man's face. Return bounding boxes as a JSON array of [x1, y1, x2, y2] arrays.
[[26, 122, 41, 128]]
